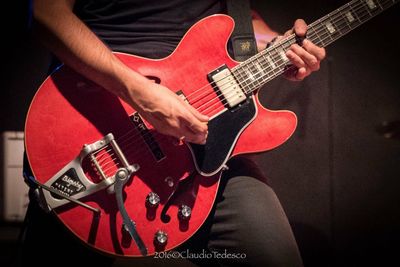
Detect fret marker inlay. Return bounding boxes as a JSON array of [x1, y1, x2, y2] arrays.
[[266, 56, 276, 68], [366, 0, 377, 9], [279, 50, 288, 61], [230, 0, 397, 96], [345, 12, 355, 22], [246, 70, 254, 81], [255, 63, 264, 75], [326, 22, 336, 34]]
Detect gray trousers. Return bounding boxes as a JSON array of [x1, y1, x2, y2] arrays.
[[19, 157, 302, 267]]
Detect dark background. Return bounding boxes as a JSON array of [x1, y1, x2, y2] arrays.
[[1, 0, 399, 266]]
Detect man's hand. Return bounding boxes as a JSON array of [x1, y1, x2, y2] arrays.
[[34, 0, 209, 145], [127, 81, 209, 145], [284, 19, 326, 81]]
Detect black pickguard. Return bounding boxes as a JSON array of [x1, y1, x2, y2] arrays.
[[189, 97, 256, 175]]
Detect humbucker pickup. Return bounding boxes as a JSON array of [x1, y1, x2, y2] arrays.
[[208, 65, 246, 108]]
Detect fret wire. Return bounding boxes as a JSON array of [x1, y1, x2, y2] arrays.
[[255, 56, 265, 82], [311, 3, 355, 40], [314, 4, 352, 40], [233, 64, 247, 91], [357, 0, 371, 18], [310, 0, 381, 45], [382, 0, 394, 8], [342, 1, 360, 24], [331, 0, 387, 39], [376, 0, 384, 9], [329, 2, 358, 33], [349, 1, 363, 22], [306, 0, 387, 52], [361, 0, 373, 16], [252, 60, 262, 83], [378, 0, 388, 8], [247, 61, 259, 90], [245, 63, 254, 91], [309, 0, 358, 29], [240, 66, 250, 92], [367, 0, 385, 13], [232, 0, 396, 94], [328, 12, 343, 35], [238, 66, 248, 89], [242, 34, 302, 91], [309, 7, 345, 44], [337, 5, 354, 33], [308, 26, 325, 47], [324, 1, 361, 26], [246, 62, 255, 92], [338, 2, 370, 24], [261, 52, 275, 74]]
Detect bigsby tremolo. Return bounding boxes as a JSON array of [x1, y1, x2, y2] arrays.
[[35, 133, 138, 210], [34, 133, 146, 254]]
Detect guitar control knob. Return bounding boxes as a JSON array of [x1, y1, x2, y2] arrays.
[[154, 230, 168, 246], [178, 205, 191, 220], [146, 192, 160, 208]]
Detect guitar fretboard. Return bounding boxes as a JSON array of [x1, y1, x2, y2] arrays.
[[232, 0, 398, 94]]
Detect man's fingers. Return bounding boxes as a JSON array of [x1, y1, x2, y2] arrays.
[[302, 39, 326, 61], [286, 50, 306, 69], [170, 125, 207, 145], [293, 19, 307, 37], [283, 19, 326, 82], [186, 102, 209, 122], [284, 67, 308, 81], [181, 112, 208, 144], [184, 124, 208, 144], [173, 124, 207, 145], [284, 19, 307, 38], [296, 67, 308, 80], [288, 44, 320, 71], [184, 111, 208, 133]]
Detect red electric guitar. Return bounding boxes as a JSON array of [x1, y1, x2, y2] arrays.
[[24, 0, 398, 257]]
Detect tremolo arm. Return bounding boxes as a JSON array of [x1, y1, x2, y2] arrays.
[[32, 133, 146, 254]]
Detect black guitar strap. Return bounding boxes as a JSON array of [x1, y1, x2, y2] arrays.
[[226, 0, 257, 62]]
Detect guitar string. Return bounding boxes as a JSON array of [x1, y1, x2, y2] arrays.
[[115, 0, 379, 145], [138, 0, 382, 131], [97, 0, 394, 177], [94, 0, 384, 165], [170, 0, 369, 105], [184, 0, 387, 112], [95, 0, 386, 173], [189, 1, 396, 113], [181, 0, 379, 104], [192, 0, 396, 120], [96, 1, 384, 177], [92, 0, 390, 174], [222, 0, 397, 93], [108, 0, 376, 152], [232, 0, 390, 94]]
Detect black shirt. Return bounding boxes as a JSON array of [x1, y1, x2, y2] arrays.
[[74, 0, 224, 58]]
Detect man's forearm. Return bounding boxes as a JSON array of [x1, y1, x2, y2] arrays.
[[33, 0, 150, 108]]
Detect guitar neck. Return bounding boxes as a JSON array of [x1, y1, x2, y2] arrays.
[[232, 0, 399, 94]]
